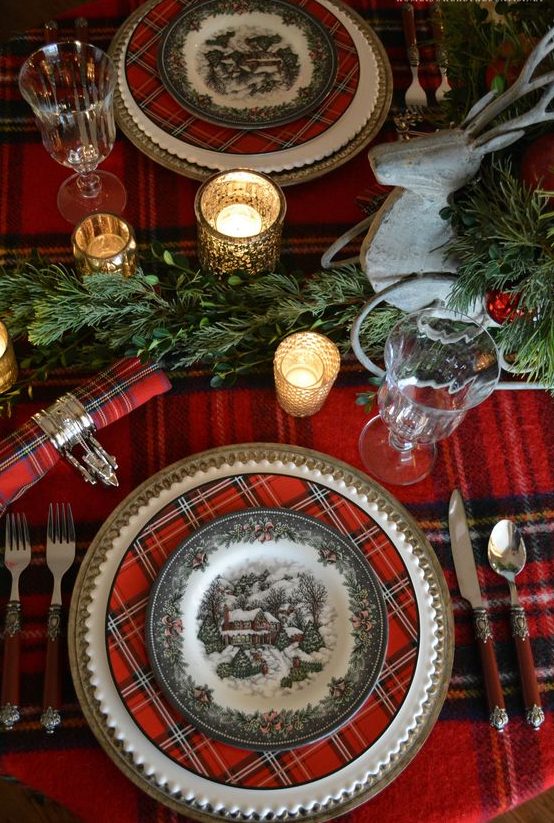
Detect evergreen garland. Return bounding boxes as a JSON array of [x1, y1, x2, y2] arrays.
[[444, 161, 554, 387], [0, 248, 401, 412]]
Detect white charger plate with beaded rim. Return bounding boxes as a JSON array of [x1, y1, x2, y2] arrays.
[[69, 443, 453, 822]]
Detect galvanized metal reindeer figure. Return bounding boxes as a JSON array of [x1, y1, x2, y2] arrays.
[[360, 26, 554, 310]]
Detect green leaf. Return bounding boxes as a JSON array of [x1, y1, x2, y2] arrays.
[[144, 274, 159, 286], [163, 250, 175, 266], [490, 74, 506, 94], [210, 374, 224, 388], [172, 254, 190, 270]]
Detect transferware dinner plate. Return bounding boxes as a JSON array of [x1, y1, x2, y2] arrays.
[[157, 0, 337, 129], [146, 508, 388, 751], [109, 0, 392, 184], [69, 443, 453, 821]]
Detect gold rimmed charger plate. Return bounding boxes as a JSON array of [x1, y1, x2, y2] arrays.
[[108, 0, 392, 184], [69, 443, 453, 822]]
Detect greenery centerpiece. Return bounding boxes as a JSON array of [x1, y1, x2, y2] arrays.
[[1, 0, 553, 412]]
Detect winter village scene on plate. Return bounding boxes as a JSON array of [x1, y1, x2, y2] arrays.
[[147, 510, 388, 749]]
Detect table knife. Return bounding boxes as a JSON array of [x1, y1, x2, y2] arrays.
[[448, 489, 508, 731]]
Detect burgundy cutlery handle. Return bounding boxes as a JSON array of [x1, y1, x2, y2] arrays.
[[402, 3, 419, 65], [473, 608, 508, 731], [430, 4, 448, 67], [402, 2, 417, 47], [511, 606, 545, 729], [40, 604, 63, 733], [1, 601, 22, 730]]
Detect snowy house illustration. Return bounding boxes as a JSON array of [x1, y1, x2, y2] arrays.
[[220, 605, 280, 647]]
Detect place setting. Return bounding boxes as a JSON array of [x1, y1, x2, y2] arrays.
[[108, 0, 393, 184], [68, 442, 453, 820]]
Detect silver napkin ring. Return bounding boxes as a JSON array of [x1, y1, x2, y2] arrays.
[[33, 393, 118, 487]]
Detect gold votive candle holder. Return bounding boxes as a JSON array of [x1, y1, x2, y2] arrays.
[[72, 212, 137, 277], [0, 321, 18, 393], [274, 332, 341, 417], [195, 169, 286, 276]]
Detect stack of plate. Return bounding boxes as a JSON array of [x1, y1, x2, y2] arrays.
[[109, 0, 393, 184], [69, 444, 452, 821]]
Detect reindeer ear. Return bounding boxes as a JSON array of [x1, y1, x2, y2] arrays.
[[474, 129, 526, 152]]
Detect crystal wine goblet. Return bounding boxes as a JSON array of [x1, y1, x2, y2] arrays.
[[18, 41, 126, 224], [355, 307, 499, 486]]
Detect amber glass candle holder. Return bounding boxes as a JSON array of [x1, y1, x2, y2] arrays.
[[274, 332, 341, 417], [72, 212, 137, 277], [0, 321, 18, 393], [195, 169, 286, 276]]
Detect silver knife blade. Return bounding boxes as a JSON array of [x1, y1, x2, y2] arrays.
[[448, 489, 483, 608]]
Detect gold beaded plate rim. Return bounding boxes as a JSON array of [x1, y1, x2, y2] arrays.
[[68, 443, 453, 822], [108, 0, 393, 185]]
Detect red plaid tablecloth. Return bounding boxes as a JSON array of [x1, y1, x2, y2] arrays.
[[0, 1, 553, 822]]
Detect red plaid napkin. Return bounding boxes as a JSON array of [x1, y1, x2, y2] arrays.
[[0, 358, 171, 514]]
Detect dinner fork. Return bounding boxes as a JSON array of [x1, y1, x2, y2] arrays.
[[430, 3, 451, 104], [1, 514, 31, 731], [40, 504, 76, 733], [402, 2, 428, 112]]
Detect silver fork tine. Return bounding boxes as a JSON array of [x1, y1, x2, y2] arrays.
[[67, 505, 75, 544], [47, 503, 54, 543]]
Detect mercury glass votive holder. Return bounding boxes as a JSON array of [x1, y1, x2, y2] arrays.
[[195, 169, 286, 276], [274, 332, 341, 417], [72, 212, 137, 277], [0, 321, 18, 393]]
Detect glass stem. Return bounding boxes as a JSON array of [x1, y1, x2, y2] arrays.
[[76, 172, 101, 199], [389, 431, 416, 461]]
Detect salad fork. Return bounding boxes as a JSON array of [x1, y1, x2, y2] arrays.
[[402, 2, 428, 111], [1, 513, 31, 731], [40, 504, 76, 733], [431, 3, 452, 103]]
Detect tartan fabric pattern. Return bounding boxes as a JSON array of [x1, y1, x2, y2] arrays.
[[125, 0, 360, 154], [0, 1, 553, 821], [107, 471, 418, 788], [0, 420, 58, 513], [0, 357, 171, 512]]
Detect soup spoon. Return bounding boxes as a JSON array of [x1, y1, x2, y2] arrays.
[[488, 520, 544, 728]]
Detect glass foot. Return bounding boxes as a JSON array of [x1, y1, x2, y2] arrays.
[[358, 415, 436, 486], [57, 171, 127, 224]]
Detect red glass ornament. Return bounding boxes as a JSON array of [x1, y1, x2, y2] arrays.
[[485, 289, 524, 324]]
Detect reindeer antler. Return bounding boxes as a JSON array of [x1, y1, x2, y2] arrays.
[[464, 26, 554, 145]]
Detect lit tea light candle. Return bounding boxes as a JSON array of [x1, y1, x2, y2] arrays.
[[281, 352, 324, 389], [87, 232, 127, 258], [0, 321, 18, 394], [195, 169, 286, 277], [72, 213, 137, 277], [274, 332, 340, 417], [215, 204, 263, 238]]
